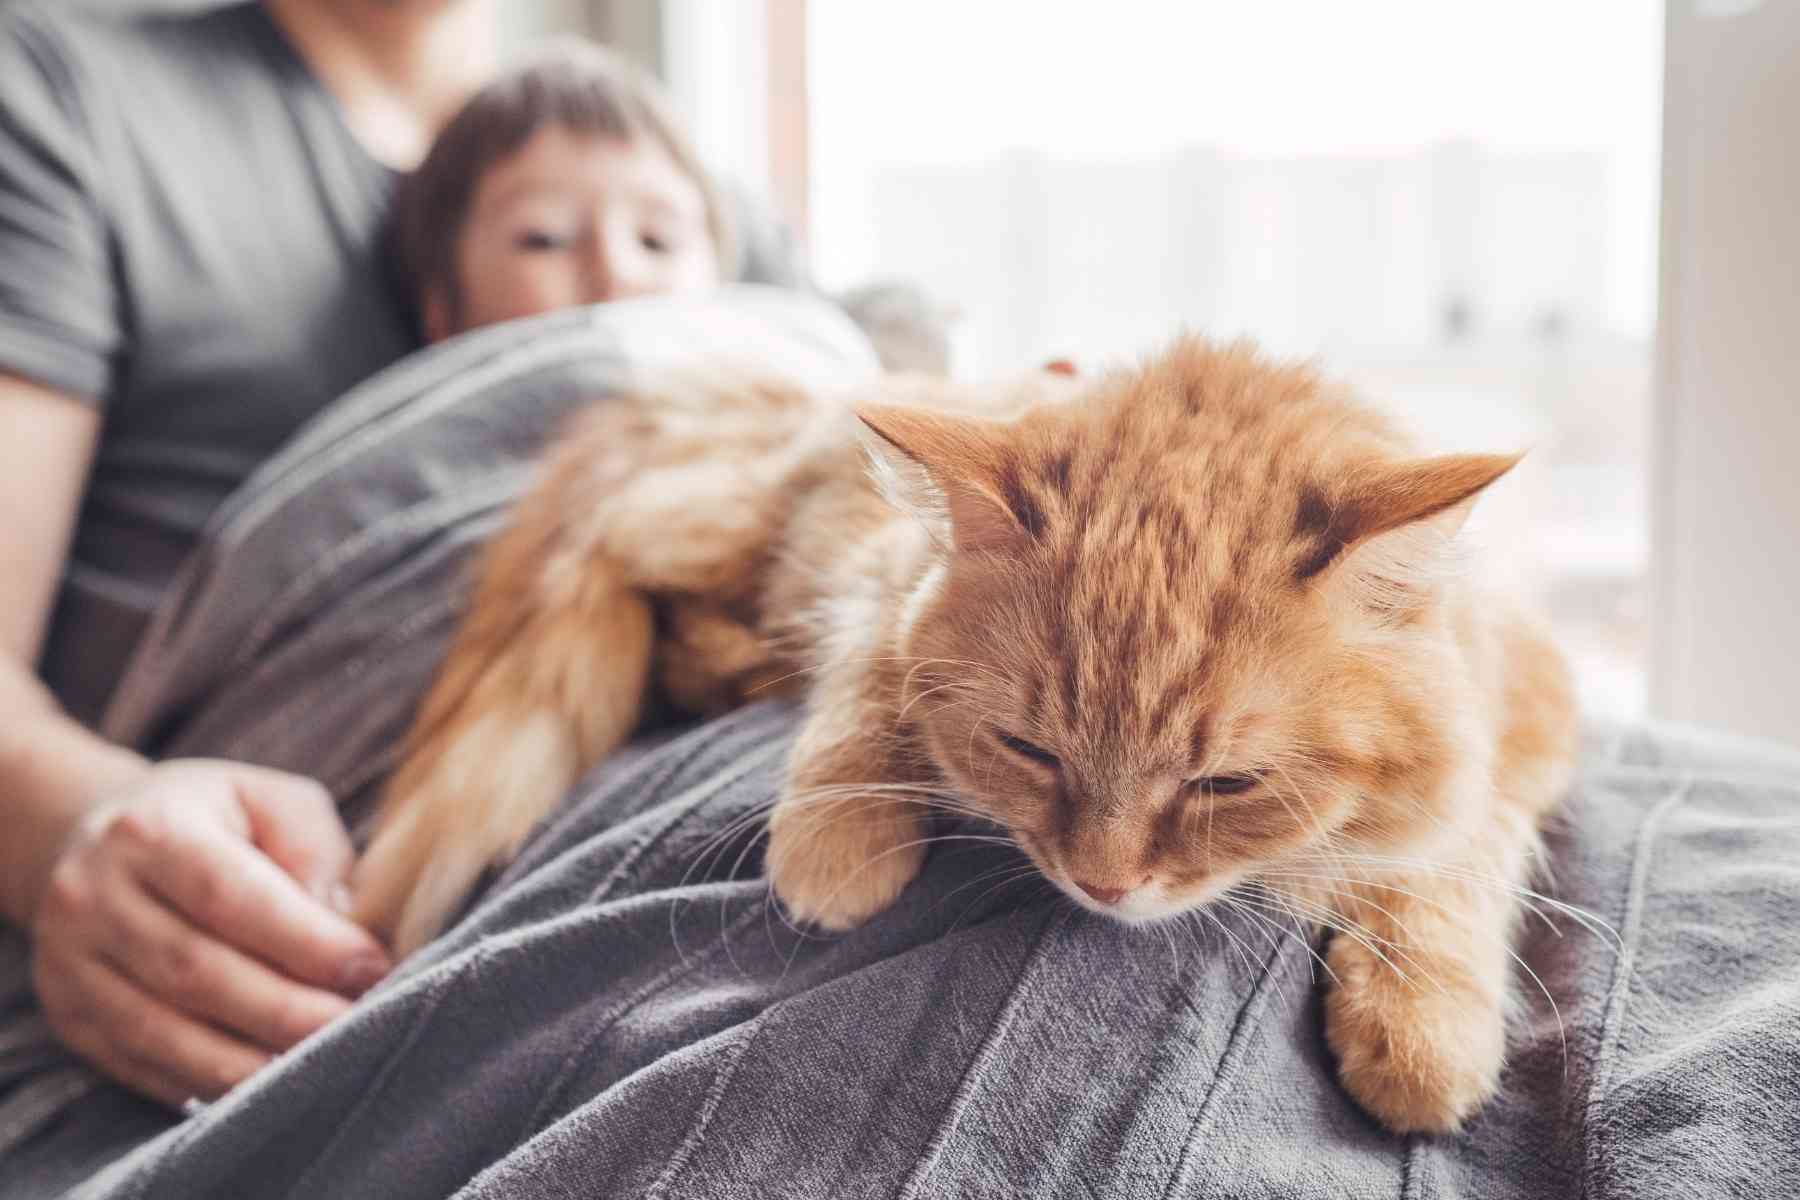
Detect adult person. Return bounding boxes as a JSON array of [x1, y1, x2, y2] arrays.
[[0, 0, 498, 1170]]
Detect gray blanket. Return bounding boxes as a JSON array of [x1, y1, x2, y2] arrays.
[[6, 290, 1800, 1198]]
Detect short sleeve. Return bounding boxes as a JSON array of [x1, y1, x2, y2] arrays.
[[0, 8, 120, 403]]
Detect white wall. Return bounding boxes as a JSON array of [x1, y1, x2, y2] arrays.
[[659, 0, 771, 204], [1653, 0, 1800, 747]]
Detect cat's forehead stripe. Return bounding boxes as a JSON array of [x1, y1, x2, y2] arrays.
[[1058, 625, 1082, 714], [1010, 340, 1415, 757], [995, 459, 1048, 539], [1293, 485, 1335, 539]]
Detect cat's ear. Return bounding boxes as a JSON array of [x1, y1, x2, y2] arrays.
[[856, 404, 1032, 553], [1298, 452, 1521, 607]]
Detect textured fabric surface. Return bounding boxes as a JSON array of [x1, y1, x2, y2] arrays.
[[0, 286, 876, 1189], [52, 708, 1800, 1200], [7, 288, 1800, 1197]]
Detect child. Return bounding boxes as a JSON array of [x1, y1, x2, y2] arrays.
[[390, 40, 733, 343]]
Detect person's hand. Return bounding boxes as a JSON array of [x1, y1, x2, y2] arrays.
[[28, 759, 392, 1108]]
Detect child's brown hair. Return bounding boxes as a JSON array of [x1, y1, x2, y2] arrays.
[[391, 40, 734, 332]]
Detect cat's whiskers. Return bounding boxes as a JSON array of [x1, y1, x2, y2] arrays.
[[910, 693, 986, 728], [948, 871, 1057, 937], [771, 802, 960, 856], [899, 657, 1004, 702], [1243, 878, 1445, 995], [1189, 904, 1262, 981], [1239, 890, 1418, 984], [746, 654, 1005, 699], [1258, 866, 1573, 1065], [1250, 875, 1422, 952], [680, 785, 995, 937], [904, 655, 1009, 685], [780, 778, 982, 804], [1352, 853, 1606, 934], [1233, 880, 1431, 994], [960, 713, 995, 777], [1146, 915, 1180, 972], [1203, 899, 1310, 1021], [764, 785, 1007, 886], [780, 831, 977, 923], [777, 810, 993, 868], [1243, 764, 1371, 916], [1217, 894, 1309, 983], [1202, 783, 1218, 866], [899, 684, 986, 724], [681, 795, 786, 888], [777, 787, 992, 829], [977, 729, 1009, 792], [937, 857, 1037, 909], [1261, 758, 1334, 845], [1212, 893, 1341, 989], [683, 775, 988, 880], [1280, 855, 1619, 947], [666, 790, 802, 970], [1312, 852, 1563, 936]]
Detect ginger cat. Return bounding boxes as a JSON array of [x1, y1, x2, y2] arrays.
[[354, 337, 1576, 1134]]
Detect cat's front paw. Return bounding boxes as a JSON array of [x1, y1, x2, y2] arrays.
[[764, 795, 927, 931], [1323, 934, 1507, 1134]]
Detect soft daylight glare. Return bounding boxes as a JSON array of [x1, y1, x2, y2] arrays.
[[807, 0, 1664, 721], [809, 0, 1662, 338]]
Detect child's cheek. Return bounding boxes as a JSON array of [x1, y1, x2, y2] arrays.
[[469, 255, 586, 329]]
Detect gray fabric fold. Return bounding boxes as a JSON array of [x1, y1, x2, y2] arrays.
[[59, 706, 1800, 1200], [0, 287, 877, 1188]]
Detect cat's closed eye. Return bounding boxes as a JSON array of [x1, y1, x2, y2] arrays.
[[1188, 774, 1259, 797], [997, 732, 1060, 769]]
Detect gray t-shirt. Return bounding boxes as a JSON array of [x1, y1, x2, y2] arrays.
[[0, 1, 417, 727]]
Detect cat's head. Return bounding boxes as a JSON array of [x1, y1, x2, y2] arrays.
[[864, 336, 1516, 922]]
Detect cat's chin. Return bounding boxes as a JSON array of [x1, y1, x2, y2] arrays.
[[1050, 869, 1246, 925]]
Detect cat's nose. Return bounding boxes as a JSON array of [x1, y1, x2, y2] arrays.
[[1073, 880, 1129, 905]]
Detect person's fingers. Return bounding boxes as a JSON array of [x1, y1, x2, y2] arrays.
[[42, 992, 192, 1112], [125, 811, 390, 996], [95, 866, 352, 1052], [230, 766, 357, 907], [80, 1044, 193, 1112], [87, 957, 273, 1103], [35, 945, 271, 1109]]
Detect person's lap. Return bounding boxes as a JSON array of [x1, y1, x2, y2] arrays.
[[0, 1084, 171, 1200], [0, 711, 745, 1200], [7, 702, 1800, 1198]]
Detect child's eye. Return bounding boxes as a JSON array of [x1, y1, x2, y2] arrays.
[[515, 230, 568, 252], [640, 232, 670, 254]]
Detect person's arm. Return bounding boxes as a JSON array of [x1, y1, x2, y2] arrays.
[[1, 374, 393, 1107], [0, 373, 151, 926]]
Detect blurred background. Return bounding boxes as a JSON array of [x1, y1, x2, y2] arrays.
[[802, 2, 1662, 727], [66, 0, 1800, 747]]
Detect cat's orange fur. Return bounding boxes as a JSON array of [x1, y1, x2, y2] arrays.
[[355, 336, 1575, 1134]]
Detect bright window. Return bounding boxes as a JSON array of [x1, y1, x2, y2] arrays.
[[808, 1, 1663, 720]]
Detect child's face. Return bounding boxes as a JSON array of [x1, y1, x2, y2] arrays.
[[427, 124, 721, 341]]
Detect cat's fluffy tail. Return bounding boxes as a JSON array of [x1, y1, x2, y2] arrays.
[[354, 549, 653, 958]]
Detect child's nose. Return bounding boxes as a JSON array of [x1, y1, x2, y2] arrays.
[[581, 242, 617, 303], [584, 239, 651, 304]]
